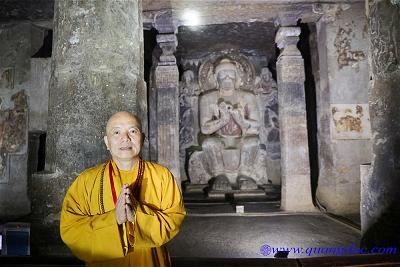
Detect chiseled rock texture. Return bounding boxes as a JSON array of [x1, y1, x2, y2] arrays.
[[361, 0, 400, 248]]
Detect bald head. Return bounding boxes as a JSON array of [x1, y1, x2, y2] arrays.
[[105, 111, 142, 135]]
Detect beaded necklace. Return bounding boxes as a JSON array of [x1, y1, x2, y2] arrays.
[[100, 159, 144, 212]]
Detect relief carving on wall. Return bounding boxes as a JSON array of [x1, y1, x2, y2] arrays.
[[255, 67, 280, 161], [179, 69, 199, 180], [312, 4, 351, 23], [0, 91, 28, 182], [0, 68, 14, 89], [179, 53, 280, 190]]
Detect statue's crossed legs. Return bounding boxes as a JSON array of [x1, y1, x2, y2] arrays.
[[202, 136, 259, 191]]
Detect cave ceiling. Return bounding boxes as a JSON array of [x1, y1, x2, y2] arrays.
[[177, 22, 277, 59], [0, 0, 363, 23]]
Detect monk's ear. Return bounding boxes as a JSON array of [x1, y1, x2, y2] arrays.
[[104, 136, 110, 150]]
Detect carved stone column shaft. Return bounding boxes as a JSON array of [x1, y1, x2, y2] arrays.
[[154, 33, 181, 188], [275, 26, 314, 212]]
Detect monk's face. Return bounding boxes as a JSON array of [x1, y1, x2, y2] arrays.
[[104, 112, 143, 162]]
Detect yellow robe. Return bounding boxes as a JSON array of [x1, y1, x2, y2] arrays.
[[60, 160, 186, 266]]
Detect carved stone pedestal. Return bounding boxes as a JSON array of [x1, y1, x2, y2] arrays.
[[207, 188, 277, 200]]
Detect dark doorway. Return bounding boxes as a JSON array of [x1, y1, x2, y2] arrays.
[[32, 29, 52, 58], [143, 28, 158, 89], [298, 23, 319, 205]]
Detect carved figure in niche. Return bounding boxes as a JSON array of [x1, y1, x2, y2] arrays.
[[180, 70, 199, 97], [199, 59, 265, 191], [255, 67, 277, 96], [179, 70, 196, 147], [254, 67, 280, 161], [179, 70, 201, 182], [0, 91, 27, 179]]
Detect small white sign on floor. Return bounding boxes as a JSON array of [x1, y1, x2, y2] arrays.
[[236, 205, 244, 214]]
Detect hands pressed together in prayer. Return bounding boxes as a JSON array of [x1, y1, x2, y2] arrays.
[[115, 184, 136, 225], [218, 102, 232, 124], [218, 101, 246, 126]]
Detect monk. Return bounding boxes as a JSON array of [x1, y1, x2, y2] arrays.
[[60, 111, 186, 267]]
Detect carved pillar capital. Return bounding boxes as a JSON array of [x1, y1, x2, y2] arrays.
[[153, 10, 176, 34], [275, 27, 304, 84], [155, 33, 179, 88], [274, 14, 300, 27], [156, 33, 178, 65], [275, 26, 301, 56]]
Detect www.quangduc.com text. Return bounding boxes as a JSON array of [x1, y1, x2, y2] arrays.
[[259, 244, 397, 256]]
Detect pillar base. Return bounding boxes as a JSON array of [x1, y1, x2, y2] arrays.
[[30, 171, 74, 255], [281, 174, 316, 212]]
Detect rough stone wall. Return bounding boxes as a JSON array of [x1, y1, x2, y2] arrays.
[[0, 22, 47, 219], [45, 0, 146, 174], [361, 0, 400, 248], [315, 3, 372, 214], [0, 0, 54, 21]]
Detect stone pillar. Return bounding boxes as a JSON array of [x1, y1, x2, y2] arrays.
[[361, 0, 400, 248], [31, 0, 146, 255], [154, 33, 181, 188], [275, 27, 315, 212]]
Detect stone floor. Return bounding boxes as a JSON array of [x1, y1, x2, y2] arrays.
[[167, 203, 361, 259]]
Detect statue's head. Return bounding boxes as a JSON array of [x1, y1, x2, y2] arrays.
[[261, 67, 272, 82], [214, 59, 240, 91], [182, 70, 194, 85]]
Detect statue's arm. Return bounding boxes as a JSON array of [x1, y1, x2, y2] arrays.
[[245, 96, 261, 134], [231, 94, 261, 135]]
